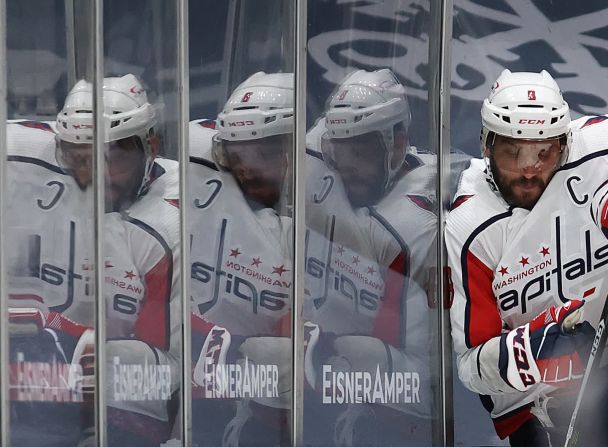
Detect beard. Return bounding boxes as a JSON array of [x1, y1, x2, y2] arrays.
[[341, 174, 385, 208], [489, 156, 549, 210]]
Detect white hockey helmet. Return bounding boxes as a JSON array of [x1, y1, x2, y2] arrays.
[[212, 72, 294, 172], [56, 74, 157, 195], [481, 69, 570, 148], [321, 68, 411, 190], [216, 71, 294, 141]]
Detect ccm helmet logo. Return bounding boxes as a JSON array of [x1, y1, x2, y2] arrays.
[[328, 119, 347, 124], [227, 120, 254, 127], [518, 119, 545, 125], [72, 124, 94, 129]]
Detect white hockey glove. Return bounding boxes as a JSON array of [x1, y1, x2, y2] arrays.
[[498, 300, 595, 391], [304, 322, 340, 389], [68, 329, 96, 398], [8, 307, 47, 336], [193, 324, 241, 388]]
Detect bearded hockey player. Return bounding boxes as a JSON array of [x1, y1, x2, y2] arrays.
[[189, 72, 293, 447], [446, 69, 608, 446], [7, 74, 181, 447], [303, 69, 437, 446]]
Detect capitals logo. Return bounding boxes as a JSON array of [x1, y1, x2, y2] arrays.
[[494, 215, 608, 316]]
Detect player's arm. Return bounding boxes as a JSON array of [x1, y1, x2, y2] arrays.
[[446, 219, 594, 395], [591, 179, 608, 238]]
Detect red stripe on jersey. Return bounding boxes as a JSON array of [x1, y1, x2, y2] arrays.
[[601, 195, 608, 230], [407, 194, 434, 212], [450, 194, 474, 211], [46, 311, 90, 338], [17, 120, 55, 133], [134, 255, 172, 350], [465, 251, 502, 347], [9, 293, 44, 303], [191, 312, 215, 335], [198, 119, 216, 129], [581, 115, 608, 128], [492, 405, 534, 439], [373, 252, 407, 347]]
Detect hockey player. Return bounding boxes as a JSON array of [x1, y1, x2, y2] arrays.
[[446, 69, 608, 446], [7, 74, 181, 447], [189, 72, 293, 446], [303, 69, 437, 446]]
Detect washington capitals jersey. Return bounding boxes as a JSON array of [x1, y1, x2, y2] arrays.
[[6, 121, 181, 356], [104, 158, 181, 354], [6, 121, 96, 326], [304, 149, 437, 347], [189, 156, 292, 337], [446, 115, 608, 435]]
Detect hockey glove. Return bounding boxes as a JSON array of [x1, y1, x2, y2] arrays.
[[192, 324, 243, 389], [499, 300, 595, 391], [68, 328, 96, 399], [304, 321, 338, 389]]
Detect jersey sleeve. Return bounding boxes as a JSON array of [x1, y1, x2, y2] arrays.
[[127, 216, 177, 352], [445, 196, 517, 396]]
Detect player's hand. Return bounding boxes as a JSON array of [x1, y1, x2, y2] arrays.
[[68, 329, 95, 399], [499, 300, 595, 391]]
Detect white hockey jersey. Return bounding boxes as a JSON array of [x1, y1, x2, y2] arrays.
[[6, 120, 182, 423], [304, 148, 437, 417], [446, 115, 608, 438], [188, 151, 292, 337], [6, 121, 96, 327]]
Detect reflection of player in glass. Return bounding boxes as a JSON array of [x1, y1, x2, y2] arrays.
[[304, 69, 436, 446], [446, 70, 608, 447], [55, 74, 160, 212], [8, 74, 181, 447], [320, 69, 412, 208], [189, 72, 293, 447]]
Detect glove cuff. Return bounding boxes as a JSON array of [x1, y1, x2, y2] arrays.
[[501, 324, 541, 391]]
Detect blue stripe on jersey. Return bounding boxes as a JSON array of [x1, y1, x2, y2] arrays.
[[460, 209, 513, 349], [8, 155, 68, 175]]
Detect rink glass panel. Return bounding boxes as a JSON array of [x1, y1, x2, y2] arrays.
[[101, 0, 184, 444], [450, 1, 608, 446], [188, 1, 294, 446], [303, 1, 442, 445], [4, 0, 98, 445]]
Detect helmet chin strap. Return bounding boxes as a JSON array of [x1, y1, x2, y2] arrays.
[[135, 132, 155, 198]]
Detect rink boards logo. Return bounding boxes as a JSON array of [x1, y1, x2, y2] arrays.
[[496, 215, 608, 315], [191, 219, 290, 315], [307, 1, 608, 116]]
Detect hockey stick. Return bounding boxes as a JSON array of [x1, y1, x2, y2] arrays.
[[564, 296, 608, 447]]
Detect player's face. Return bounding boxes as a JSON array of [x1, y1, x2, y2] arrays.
[[224, 135, 288, 207], [488, 135, 564, 210], [57, 136, 147, 211], [105, 136, 148, 211], [328, 132, 385, 208]]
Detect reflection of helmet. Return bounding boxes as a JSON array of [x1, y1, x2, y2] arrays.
[[322, 68, 411, 190], [56, 74, 157, 194], [481, 69, 570, 149], [216, 72, 294, 141]]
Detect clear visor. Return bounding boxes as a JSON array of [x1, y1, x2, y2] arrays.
[[211, 133, 290, 171], [320, 131, 388, 169], [488, 136, 566, 174], [56, 135, 144, 173]]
